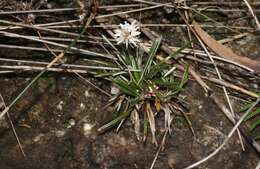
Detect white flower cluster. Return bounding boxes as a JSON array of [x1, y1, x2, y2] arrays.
[[114, 20, 141, 48]]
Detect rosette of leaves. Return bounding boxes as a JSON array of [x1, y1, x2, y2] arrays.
[[97, 38, 190, 144]]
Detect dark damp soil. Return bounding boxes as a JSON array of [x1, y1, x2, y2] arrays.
[[0, 77, 258, 169], [0, 0, 259, 169]]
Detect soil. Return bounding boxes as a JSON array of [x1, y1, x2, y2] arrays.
[[0, 0, 259, 169]]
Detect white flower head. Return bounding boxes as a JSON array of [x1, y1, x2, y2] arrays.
[[114, 20, 141, 48]]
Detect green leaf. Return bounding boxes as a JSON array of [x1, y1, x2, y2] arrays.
[[98, 111, 130, 131], [249, 119, 260, 131], [245, 108, 260, 121], [138, 38, 161, 84], [113, 77, 138, 97], [173, 64, 189, 94], [147, 63, 168, 79], [254, 135, 260, 140], [167, 42, 191, 60], [179, 64, 189, 88], [240, 102, 253, 112], [154, 78, 179, 90], [148, 42, 190, 79], [129, 54, 141, 82]]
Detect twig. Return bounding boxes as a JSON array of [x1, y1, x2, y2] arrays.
[[256, 161, 260, 169], [183, 97, 260, 169], [133, 0, 239, 33], [0, 64, 120, 72], [218, 33, 250, 44], [98, 4, 148, 9], [0, 19, 83, 37], [0, 4, 148, 15], [33, 28, 112, 98], [0, 65, 90, 73], [0, 7, 97, 120], [190, 1, 260, 6], [150, 125, 170, 169], [0, 23, 254, 31], [96, 3, 168, 19], [203, 76, 259, 99], [144, 42, 255, 72], [45, 24, 254, 30], [0, 58, 119, 70], [0, 44, 65, 53], [195, 8, 260, 13], [0, 94, 26, 158], [0, 30, 113, 59], [0, 40, 254, 73], [0, 8, 77, 15], [194, 30, 245, 150], [243, 0, 260, 31], [75, 72, 111, 97], [0, 71, 14, 74]]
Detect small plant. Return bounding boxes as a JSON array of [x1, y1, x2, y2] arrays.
[[96, 36, 190, 144]]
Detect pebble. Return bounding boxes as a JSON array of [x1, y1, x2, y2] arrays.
[[55, 130, 66, 138], [67, 119, 76, 128], [56, 101, 64, 111], [84, 90, 90, 98], [83, 123, 94, 135], [80, 103, 85, 110], [110, 85, 120, 95]]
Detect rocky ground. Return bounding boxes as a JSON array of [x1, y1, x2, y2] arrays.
[[0, 0, 259, 169]]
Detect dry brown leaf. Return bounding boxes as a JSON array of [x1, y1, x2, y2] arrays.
[[193, 21, 260, 73], [146, 102, 158, 145], [131, 108, 141, 141], [155, 97, 161, 112], [162, 103, 173, 133]]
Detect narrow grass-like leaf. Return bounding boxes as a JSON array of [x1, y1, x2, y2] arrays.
[[113, 78, 138, 97], [254, 135, 260, 140], [149, 42, 191, 78], [154, 42, 191, 67], [245, 108, 260, 121], [129, 54, 141, 83], [249, 120, 260, 131], [138, 38, 161, 84], [154, 79, 179, 90], [179, 64, 189, 89], [148, 63, 167, 79], [145, 38, 161, 76], [240, 102, 253, 112], [167, 42, 191, 60], [98, 111, 130, 131], [174, 64, 189, 94]]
